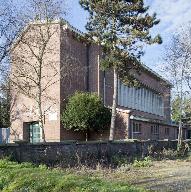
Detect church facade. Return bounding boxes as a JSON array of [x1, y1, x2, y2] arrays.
[[10, 20, 186, 143]]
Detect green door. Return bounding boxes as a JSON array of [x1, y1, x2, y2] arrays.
[[30, 123, 41, 143]]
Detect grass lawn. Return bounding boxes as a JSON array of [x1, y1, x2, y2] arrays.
[[0, 159, 145, 192]]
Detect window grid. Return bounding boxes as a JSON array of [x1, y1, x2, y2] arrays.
[[118, 81, 164, 116], [151, 125, 159, 135], [133, 122, 142, 133], [165, 128, 170, 135]]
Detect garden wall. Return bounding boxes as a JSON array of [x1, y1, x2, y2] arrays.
[[0, 140, 183, 167]]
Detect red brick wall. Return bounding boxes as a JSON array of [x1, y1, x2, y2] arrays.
[[59, 25, 173, 141], [10, 23, 61, 142], [129, 119, 183, 140], [89, 110, 130, 140], [59, 26, 104, 140], [10, 22, 174, 142]]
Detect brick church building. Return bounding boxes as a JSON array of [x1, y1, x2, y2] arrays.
[[10, 20, 187, 143]]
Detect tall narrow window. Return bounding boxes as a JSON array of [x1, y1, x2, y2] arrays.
[[165, 128, 170, 135], [151, 125, 159, 135], [133, 122, 142, 133]]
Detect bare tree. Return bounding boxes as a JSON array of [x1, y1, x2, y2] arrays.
[[0, 1, 24, 72], [10, 0, 66, 142], [0, 1, 26, 139], [163, 25, 191, 148]]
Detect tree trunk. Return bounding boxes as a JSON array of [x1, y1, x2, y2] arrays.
[[38, 102, 46, 143], [177, 81, 184, 150], [177, 120, 183, 150], [109, 69, 118, 141]]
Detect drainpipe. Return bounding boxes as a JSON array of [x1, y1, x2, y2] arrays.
[[97, 54, 100, 96], [130, 115, 134, 139], [86, 44, 90, 92], [103, 70, 106, 105]]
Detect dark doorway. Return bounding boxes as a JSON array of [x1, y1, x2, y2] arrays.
[[23, 122, 41, 143], [187, 130, 191, 139]]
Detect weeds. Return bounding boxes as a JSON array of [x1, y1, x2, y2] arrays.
[[133, 157, 152, 168]]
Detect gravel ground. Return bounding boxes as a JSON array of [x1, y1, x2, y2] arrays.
[[73, 159, 191, 192], [128, 160, 191, 192]]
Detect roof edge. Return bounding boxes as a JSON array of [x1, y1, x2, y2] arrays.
[[11, 18, 173, 87], [140, 62, 173, 87]]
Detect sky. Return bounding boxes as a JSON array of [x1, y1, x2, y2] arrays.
[[65, 0, 191, 73]]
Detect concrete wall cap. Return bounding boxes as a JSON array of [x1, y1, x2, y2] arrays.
[[116, 108, 131, 114]]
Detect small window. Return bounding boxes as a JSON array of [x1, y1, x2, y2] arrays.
[[165, 128, 170, 135], [151, 125, 159, 135], [133, 122, 141, 133]]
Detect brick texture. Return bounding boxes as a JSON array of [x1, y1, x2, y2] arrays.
[[10, 22, 183, 142]]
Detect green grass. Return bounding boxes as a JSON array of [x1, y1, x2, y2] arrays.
[[0, 159, 145, 192]]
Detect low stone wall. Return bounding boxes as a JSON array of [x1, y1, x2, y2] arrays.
[[0, 140, 181, 167]]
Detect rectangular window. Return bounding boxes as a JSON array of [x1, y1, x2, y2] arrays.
[[133, 122, 141, 133], [151, 125, 159, 135], [165, 128, 170, 135]]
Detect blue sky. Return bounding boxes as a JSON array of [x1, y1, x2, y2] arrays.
[[65, 0, 191, 73]]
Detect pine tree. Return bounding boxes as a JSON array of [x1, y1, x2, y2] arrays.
[[80, 0, 162, 140]]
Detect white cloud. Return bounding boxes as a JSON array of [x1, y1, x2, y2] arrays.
[[142, 0, 191, 70], [146, 0, 191, 34]]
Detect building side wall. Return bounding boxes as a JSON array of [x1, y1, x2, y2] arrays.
[[134, 70, 171, 122], [88, 45, 104, 96], [60, 27, 89, 140], [10, 24, 61, 142], [59, 27, 105, 141], [129, 120, 186, 140], [10, 23, 175, 142], [89, 111, 130, 140], [104, 69, 171, 122]]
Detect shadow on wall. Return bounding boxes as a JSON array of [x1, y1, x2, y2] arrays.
[[88, 112, 128, 141]]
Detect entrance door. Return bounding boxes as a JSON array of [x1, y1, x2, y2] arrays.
[[30, 122, 41, 143]]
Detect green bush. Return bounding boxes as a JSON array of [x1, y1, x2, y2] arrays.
[[61, 92, 111, 133], [112, 155, 130, 166], [0, 159, 144, 192], [133, 157, 152, 168]]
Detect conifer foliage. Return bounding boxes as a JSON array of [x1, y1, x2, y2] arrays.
[[80, 0, 162, 140]]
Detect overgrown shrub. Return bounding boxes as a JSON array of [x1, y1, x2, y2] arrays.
[[61, 92, 111, 135], [161, 148, 178, 160], [112, 155, 131, 166], [147, 144, 184, 160]]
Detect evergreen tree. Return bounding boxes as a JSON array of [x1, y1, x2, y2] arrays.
[[0, 81, 10, 128], [0, 97, 10, 128], [61, 92, 111, 140], [80, 0, 162, 140]]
